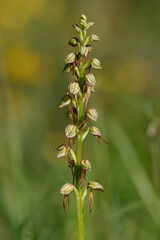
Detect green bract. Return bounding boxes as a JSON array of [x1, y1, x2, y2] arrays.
[[86, 22, 95, 29], [69, 149, 77, 163]]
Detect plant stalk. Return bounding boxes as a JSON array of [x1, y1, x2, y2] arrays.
[[76, 93, 85, 240]]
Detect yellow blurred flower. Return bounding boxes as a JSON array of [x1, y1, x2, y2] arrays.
[[7, 48, 40, 83], [6, 47, 57, 86], [0, 0, 44, 30], [0, 0, 66, 30]]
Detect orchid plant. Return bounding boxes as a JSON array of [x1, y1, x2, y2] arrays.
[[54, 14, 107, 240]]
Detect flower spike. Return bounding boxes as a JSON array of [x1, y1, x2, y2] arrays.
[[54, 14, 107, 237]]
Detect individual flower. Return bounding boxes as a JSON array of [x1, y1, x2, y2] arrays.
[[91, 58, 102, 69], [85, 73, 96, 87], [87, 181, 104, 213], [60, 183, 74, 212], [89, 126, 109, 144], [59, 95, 71, 108], [54, 144, 70, 159]]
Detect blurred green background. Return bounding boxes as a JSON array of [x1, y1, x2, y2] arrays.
[[0, 0, 160, 239]]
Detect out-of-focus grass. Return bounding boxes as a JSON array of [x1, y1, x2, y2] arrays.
[[0, 0, 160, 239]]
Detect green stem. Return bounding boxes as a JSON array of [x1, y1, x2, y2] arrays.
[[76, 189, 84, 240], [75, 95, 85, 240], [75, 31, 85, 239]]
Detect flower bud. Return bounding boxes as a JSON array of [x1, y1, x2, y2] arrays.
[[73, 24, 81, 33], [85, 73, 96, 87], [84, 59, 91, 69], [81, 14, 87, 21], [63, 63, 72, 73], [54, 144, 70, 159], [90, 34, 100, 41], [80, 46, 88, 57], [68, 82, 80, 95], [87, 108, 98, 122], [88, 181, 104, 191], [65, 124, 78, 138], [89, 126, 101, 137], [59, 95, 71, 108], [80, 19, 87, 28], [79, 30, 84, 41], [68, 37, 79, 47], [64, 53, 76, 64], [60, 183, 74, 195], [91, 58, 102, 69], [86, 22, 95, 30], [84, 36, 90, 46], [81, 159, 91, 171]]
